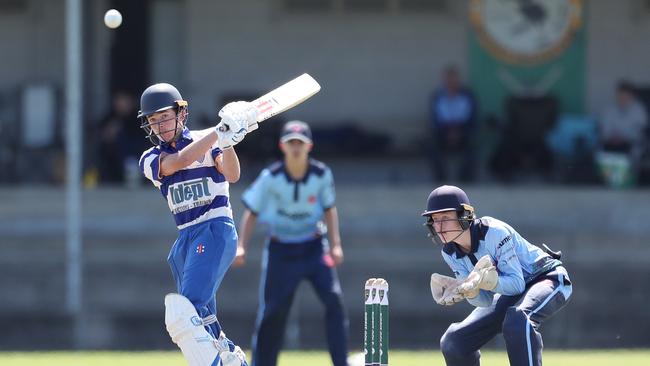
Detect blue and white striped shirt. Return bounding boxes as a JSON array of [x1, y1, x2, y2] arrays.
[[441, 216, 562, 307], [242, 159, 335, 243], [139, 128, 232, 229]]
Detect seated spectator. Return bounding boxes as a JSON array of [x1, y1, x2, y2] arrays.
[[596, 81, 648, 188], [599, 81, 647, 155], [429, 65, 477, 182]]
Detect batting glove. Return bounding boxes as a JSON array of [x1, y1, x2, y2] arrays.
[[218, 101, 259, 132], [216, 124, 247, 150]]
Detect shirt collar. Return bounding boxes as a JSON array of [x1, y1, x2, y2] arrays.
[[282, 158, 314, 183], [159, 127, 192, 153], [441, 219, 487, 258]]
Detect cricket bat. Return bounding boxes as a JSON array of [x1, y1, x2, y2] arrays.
[[252, 73, 321, 124], [218, 73, 320, 133], [221, 73, 320, 132]]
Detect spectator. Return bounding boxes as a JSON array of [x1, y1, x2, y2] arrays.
[[430, 65, 477, 182], [98, 90, 145, 184], [599, 81, 648, 156], [595, 81, 648, 187]]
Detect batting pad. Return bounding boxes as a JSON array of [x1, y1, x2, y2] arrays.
[[165, 293, 222, 366]]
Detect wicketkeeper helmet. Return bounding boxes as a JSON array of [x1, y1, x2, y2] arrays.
[[422, 185, 475, 244]]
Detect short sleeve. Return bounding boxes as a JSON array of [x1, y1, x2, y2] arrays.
[[211, 144, 223, 161], [488, 226, 526, 296], [139, 148, 162, 185], [242, 169, 272, 215], [320, 168, 336, 210]]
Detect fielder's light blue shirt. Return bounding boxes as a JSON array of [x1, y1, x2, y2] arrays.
[[139, 128, 232, 229], [242, 159, 335, 243], [441, 216, 562, 307]]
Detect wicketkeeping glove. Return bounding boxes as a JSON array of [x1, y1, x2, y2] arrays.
[[456, 255, 498, 298], [430, 273, 465, 306]]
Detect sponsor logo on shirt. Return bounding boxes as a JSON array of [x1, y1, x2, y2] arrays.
[[277, 208, 311, 220], [497, 235, 512, 249], [170, 177, 212, 205]]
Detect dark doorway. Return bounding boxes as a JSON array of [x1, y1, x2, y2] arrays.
[[109, 0, 149, 96]]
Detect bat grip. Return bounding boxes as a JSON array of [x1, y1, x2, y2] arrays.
[[217, 118, 230, 133]]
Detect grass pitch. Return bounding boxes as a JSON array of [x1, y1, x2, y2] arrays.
[[0, 349, 648, 365]]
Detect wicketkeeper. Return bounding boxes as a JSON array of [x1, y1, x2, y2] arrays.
[[424, 185, 572, 366]]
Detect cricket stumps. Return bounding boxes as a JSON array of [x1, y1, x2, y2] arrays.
[[364, 278, 389, 366]]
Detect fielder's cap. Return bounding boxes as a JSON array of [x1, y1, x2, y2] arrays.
[[280, 120, 312, 144]]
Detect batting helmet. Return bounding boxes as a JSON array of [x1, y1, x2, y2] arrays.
[[138, 83, 188, 145], [422, 185, 475, 244]]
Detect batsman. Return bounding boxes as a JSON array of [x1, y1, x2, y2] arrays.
[[138, 83, 257, 366], [424, 185, 572, 366]]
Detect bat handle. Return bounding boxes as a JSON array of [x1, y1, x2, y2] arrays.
[[217, 120, 230, 133]]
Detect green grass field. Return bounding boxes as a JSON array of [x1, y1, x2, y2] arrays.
[[1, 350, 649, 366]]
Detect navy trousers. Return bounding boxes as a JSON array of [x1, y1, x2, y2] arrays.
[[252, 238, 348, 366], [440, 266, 572, 366]]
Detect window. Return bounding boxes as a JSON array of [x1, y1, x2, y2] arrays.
[[399, 0, 447, 12], [0, 0, 27, 13], [284, 0, 331, 13], [281, 0, 448, 14], [344, 0, 388, 12]]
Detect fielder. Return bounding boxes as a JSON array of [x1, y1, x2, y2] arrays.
[[234, 120, 349, 366], [424, 185, 572, 366], [138, 83, 257, 366]]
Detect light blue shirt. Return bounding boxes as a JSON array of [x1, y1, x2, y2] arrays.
[[441, 216, 562, 307], [431, 88, 475, 126], [242, 159, 336, 243]]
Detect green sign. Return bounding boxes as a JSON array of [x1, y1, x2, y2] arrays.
[[468, 0, 586, 121]]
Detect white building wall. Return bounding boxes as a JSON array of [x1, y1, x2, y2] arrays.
[[587, 0, 650, 117], [183, 0, 468, 148], [0, 0, 65, 89], [3, 0, 650, 148]]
